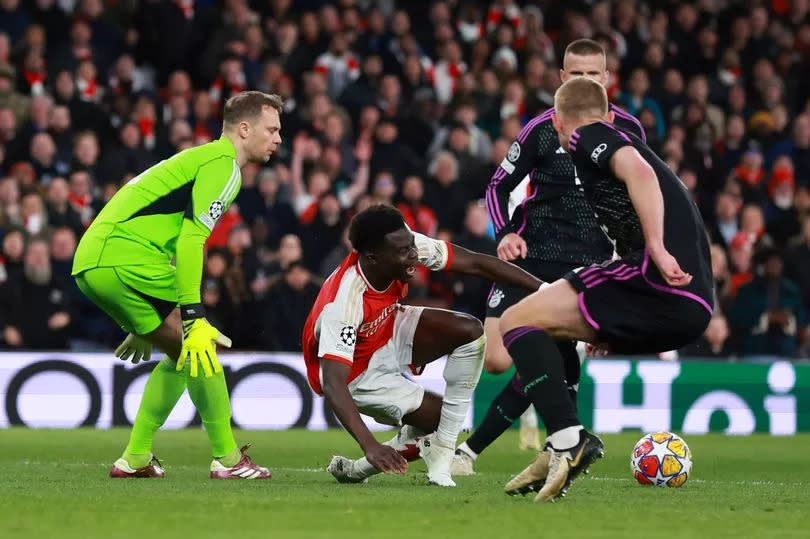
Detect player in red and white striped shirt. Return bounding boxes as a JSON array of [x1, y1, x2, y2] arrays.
[[303, 205, 540, 486]]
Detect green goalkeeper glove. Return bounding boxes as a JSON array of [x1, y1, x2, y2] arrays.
[[176, 304, 232, 378], [115, 333, 152, 364]]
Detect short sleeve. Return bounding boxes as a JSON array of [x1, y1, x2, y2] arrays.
[[414, 231, 452, 271], [189, 156, 241, 232], [316, 300, 363, 364], [569, 122, 634, 173]]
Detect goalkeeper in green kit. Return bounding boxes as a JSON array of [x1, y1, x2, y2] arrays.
[[72, 91, 283, 479]]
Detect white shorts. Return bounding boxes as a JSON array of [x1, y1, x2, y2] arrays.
[[346, 305, 425, 426]]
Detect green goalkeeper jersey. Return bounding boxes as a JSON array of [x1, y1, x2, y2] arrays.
[[72, 136, 242, 305]]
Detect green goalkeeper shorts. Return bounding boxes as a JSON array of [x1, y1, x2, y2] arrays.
[[75, 265, 178, 335]]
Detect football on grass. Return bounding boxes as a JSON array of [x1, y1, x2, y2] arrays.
[[631, 431, 692, 487]]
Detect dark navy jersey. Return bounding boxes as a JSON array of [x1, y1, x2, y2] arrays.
[[568, 120, 713, 303], [485, 103, 645, 266]]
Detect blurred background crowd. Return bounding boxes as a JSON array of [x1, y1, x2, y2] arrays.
[[1, 0, 810, 360]]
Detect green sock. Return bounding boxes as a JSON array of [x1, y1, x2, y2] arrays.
[[123, 357, 187, 468], [186, 368, 239, 466]]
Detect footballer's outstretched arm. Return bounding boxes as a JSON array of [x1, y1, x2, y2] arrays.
[[447, 243, 543, 291], [321, 359, 408, 474], [609, 146, 691, 287]]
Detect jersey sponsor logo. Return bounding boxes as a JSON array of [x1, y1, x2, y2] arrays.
[[507, 141, 521, 162], [591, 143, 608, 163], [358, 303, 399, 337], [339, 325, 357, 346], [488, 288, 505, 308]]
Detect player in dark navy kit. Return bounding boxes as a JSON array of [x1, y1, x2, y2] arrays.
[[453, 39, 646, 475], [500, 77, 713, 503]]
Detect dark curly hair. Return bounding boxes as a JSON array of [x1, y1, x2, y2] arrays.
[[348, 204, 406, 254]]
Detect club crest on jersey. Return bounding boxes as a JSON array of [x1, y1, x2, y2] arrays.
[[489, 288, 505, 308], [507, 141, 521, 162], [591, 143, 608, 163], [339, 325, 357, 346]]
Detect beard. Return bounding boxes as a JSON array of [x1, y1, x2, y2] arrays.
[[25, 263, 51, 286]]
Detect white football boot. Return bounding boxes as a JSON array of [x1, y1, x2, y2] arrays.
[[418, 433, 456, 487]]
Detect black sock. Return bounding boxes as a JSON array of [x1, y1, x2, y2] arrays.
[[558, 340, 581, 414], [466, 373, 530, 455], [503, 327, 580, 435]]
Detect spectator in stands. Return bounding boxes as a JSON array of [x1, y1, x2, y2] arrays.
[[0, 226, 24, 283], [370, 169, 396, 207], [730, 248, 804, 357], [67, 169, 99, 226], [0, 236, 72, 349], [46, 177, 84, 238], [0, 64, 30, 125], [728, 231, 755, 298], [398, 175, 437, 238], [20, 190, 47, 235], [261, 260, 319, 351], [29, 132, 66, 183], [49, 225, 75, 282], [680, 314, 732, 358], [619, 67, 665, 139], [764, 157, 800, 246], [301, 192, 343, 271], [98, 122, 154, 186], [785, 215, 810, 312], [711, 243, 731, 309], [792, 114, 810, 182], [425, 150, 468, 233]]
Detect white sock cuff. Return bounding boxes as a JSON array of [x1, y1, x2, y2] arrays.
[[457, 441, 478, 460], [547, 425, 584, 450]]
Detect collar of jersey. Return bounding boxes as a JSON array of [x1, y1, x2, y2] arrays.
[[218, 135, 237, 157], [356, 259, 392, 294]]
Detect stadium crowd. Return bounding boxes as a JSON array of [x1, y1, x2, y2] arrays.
[[1, 0, 809, 359]]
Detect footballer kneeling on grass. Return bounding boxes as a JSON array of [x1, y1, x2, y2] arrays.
[[302, 205, 541, 487]]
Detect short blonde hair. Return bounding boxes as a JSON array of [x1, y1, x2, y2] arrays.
[[554, 77, 608, 120]]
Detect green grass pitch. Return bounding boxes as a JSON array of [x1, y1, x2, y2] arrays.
[[0, 428, 807, 538]]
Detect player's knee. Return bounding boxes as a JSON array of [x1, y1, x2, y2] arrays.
[[452, 312, 484, 345], [498, 306, 523, 337]]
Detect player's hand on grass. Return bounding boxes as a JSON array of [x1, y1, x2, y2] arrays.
[[115, 333, 152, 364], [365, 443, 408, 475], [177, 318, 232, 378], [650, 247, 692, 287], [497, 233, 527, 261]]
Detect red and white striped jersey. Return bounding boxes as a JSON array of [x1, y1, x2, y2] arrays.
[[303, 232, 453, 394]]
